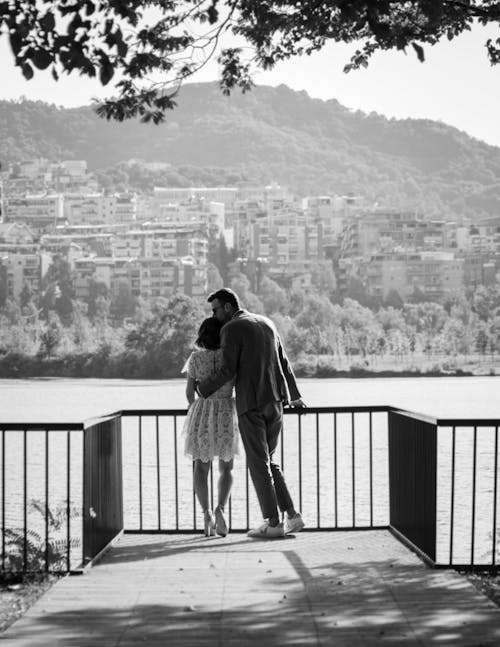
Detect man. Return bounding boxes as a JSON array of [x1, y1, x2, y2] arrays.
[[197, 287, 306, 539]]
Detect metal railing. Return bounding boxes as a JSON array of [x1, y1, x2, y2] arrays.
[[388, 409, 500, 569], [120, 406, 391, 533], [1, 404, 499, 573], [0, 414, 123, 574]]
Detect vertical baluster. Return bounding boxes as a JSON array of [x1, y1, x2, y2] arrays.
[[316, 413, 320, 528], [351, 412, 356, 527], [23, 429, 27, 571], [492, 426, 498, 566], [192, 461, 197, 531], [82, 428, 86, 568], [66, 431, 71, 572], [245, 458, 250, 530], [156, 416, 161, 530], [334, 413, 338, 528], [280, 416, 285, 523], [45, 429, 49, 572], [174, 416, 179, 530], [138, 416, 143, 531], [369, 412, 373, 528], [1, 429, 5, 571], [298, 414, 303, 514], [210, 462, 214, 512], [471, 426, 478, 566], [449, 426, 456, 566]]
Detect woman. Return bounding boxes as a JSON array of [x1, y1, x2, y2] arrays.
[[182, 317, 239, 537]]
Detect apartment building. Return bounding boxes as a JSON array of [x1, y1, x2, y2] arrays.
[[226, 200, 266, 255], [0, 222, 37, 247], [63, 193, 116, 225], [1, 175, 50, 198], [41, 232, 114, 259], [304, 195, 346, 240], [341, 210, 449, 259], [364, 251, 464, 302], [3, 193, 64, 232], [236, 182, 290, 203], [111, 227, 208, 265], [113, 192, 137, 223], [74, 256, 206, 301], [462, 252, 498, 288], [153, 186, 238, 206], [4, 159, 97, 196], [0, 250, 51, 301]]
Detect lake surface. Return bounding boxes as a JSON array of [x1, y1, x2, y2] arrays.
[[0, 374, 499, 422]]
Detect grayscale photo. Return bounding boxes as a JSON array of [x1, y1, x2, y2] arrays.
[[0, 1, 500, 645]]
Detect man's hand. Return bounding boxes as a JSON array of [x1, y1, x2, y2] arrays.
[[289, 398, 306, 408]]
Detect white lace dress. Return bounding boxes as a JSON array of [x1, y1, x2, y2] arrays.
[[182, 348, 239, 463]]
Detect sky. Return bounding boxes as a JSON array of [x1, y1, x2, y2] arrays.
[[0, 22, 499, 148]]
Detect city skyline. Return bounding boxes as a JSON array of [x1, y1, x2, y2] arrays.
[[0, 23, 499, 148]]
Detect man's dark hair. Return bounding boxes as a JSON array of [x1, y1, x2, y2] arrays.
[[196, 317, 223, 350], [207, 288, 240, 310]]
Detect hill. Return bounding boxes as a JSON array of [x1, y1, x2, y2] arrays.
[[1, 82, 500, 219]]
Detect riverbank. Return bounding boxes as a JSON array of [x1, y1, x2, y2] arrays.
[[0, 350, 499, 379]]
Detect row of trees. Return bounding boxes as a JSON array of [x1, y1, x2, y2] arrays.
[[1, 261, 500, 377]]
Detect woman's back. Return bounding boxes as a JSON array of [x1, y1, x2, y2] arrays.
[[189, 349, 233, 399]]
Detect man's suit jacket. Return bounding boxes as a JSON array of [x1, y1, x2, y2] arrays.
[[198, 310, 301, 415]]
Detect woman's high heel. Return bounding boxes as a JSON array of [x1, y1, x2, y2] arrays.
[[204, 510, 216, 537]]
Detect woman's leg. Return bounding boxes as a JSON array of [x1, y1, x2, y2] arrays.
[[193, 459, 211, 511], [217, 459, 234, 510]]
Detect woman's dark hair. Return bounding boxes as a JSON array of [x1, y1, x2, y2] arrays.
[[195, 317, 223, 350]]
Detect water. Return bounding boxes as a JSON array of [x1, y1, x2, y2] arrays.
[[1, 374, 499, 422], [1, 376, 499, 569]]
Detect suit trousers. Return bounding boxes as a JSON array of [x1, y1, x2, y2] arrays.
[[238, 400, 294, 521]]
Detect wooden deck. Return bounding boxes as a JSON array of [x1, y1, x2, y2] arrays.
[[1, 530, 500, 646]]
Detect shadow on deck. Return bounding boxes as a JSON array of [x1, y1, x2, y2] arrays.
[[2, 530, 500, 646]]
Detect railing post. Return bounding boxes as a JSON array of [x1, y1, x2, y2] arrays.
[[83, 415, 123, 567], [388, 410, 437, 564]]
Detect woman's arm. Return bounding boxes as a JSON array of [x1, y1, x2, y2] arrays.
[[186, 375, 196, 405]]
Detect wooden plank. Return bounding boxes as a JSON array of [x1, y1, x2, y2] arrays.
[[1, 531, 499, 646]]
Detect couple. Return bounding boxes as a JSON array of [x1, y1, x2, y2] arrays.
[[182, 287, 306, 539]]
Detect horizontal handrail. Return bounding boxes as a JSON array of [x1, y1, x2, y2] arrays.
[[390, 407, 500, 427], [119, 405, 392, 417], [105, 406, 500, 427], [2, 406, 499, 432], [0, 422, 84, 431]]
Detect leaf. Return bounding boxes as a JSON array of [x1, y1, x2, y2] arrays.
[[40, 11, 55, 32], [21, 62, 34, 80], [32, 49, 53, 70], [85, 0, 95, 16], [99, 61, 115, 85], [411, 42, 425, 62], [207, 4, 219, 24], [9, 32, 22, 56]]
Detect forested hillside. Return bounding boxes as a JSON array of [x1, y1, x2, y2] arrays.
[[1, 82, 500, 219]]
